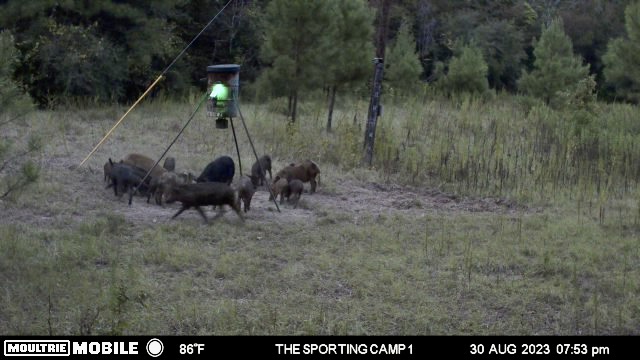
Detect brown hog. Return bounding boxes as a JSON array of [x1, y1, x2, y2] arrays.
[[283, 179, 304, 208], [274, 160, 321, 193], [165, 182, 244, 223], [235, 175, 258, 212], [122, 153, 167, 180], [269, 178, 289, 204], [147, 171, 195, 206], [103, 160, 113, 183]]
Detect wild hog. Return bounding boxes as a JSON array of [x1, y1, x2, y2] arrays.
[[269, 178, 289, 204], [147, 171, 195, 206], [122, 153, 167, 180], [196, 156, 235, 185], [163, 156, 176, 172], [250, 155, 272, 186], [103, 160, 113, 183], [107, 159, 150, 198], [283, 179, 304, 208], [274, 160, 321, 193], [235, 175, 257, 212], [165, 182, 244, 223]]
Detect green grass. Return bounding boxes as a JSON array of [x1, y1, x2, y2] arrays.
[[2, 207, 638, 335], [1, 93, 639, 335]]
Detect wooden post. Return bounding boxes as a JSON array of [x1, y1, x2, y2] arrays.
[[364, 60, 384, 166], [363, 0, 391, 166]]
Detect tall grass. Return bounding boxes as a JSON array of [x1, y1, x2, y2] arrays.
[[63, 89, 640, 207], [2, 92, 639, 335], [242, 92, 640, 205]]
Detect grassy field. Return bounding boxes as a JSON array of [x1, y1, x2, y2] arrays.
[[1, 94, 639, 335]]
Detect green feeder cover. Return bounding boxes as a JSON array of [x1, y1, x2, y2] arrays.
[[210, 83, 229, 101]]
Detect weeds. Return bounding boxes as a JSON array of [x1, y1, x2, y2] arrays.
[[1, 93, 639, 335]]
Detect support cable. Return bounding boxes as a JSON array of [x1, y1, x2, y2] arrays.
[[79, 0, 235, 167], [234, 93, 281, 212], [128, 92, 209, 205]]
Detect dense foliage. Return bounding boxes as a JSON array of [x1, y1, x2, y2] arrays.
[[0, 31, 40, 199], [603, 1, 640, 103], [0, 0, 637, 106]]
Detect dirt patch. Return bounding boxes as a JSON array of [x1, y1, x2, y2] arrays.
[[0, 151, 529, 230]]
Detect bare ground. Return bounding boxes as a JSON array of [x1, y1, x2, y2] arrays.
[[0, 150, 529, 230]]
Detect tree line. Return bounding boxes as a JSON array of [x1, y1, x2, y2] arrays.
[[1, 0, 640, 113]]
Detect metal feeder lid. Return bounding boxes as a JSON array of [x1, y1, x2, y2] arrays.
[[207, 64, 241, 74]]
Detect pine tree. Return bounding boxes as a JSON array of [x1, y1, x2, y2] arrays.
[[325, 0, 374, 132], [439, 42, 490, 96], [385, 22, 423, 94], [603, 1, 640, 103], [259, 0, 332, 123], [518, 18, 590, 105]]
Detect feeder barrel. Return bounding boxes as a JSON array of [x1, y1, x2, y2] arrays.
[[206, 64, 240, 118]]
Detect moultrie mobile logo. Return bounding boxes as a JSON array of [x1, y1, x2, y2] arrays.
[[4, 340, 70, 356]]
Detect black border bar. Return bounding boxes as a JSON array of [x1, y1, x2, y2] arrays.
[[1, 336, 637, 359]]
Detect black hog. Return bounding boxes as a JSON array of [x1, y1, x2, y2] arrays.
[[250, 155, 272, 187], [165, 182, 244, 223], [196, 156, 235, 185], [163, 156, 176, 172], [283, 179, 304, 208], [107, 159, 150, 198]]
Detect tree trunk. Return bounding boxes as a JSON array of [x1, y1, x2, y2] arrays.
[[363, 0, 391, 166], [326, 85, 337, 132], [291, 91, 298, 123], [287, 94, 293, 119], [363, 61, 384, 165], [373, 0, 391, 59]]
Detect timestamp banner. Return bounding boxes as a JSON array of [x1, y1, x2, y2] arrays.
[[1, 335, 635, 359]]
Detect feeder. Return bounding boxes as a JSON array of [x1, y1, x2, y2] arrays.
[[207, 64, 240, 129]]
